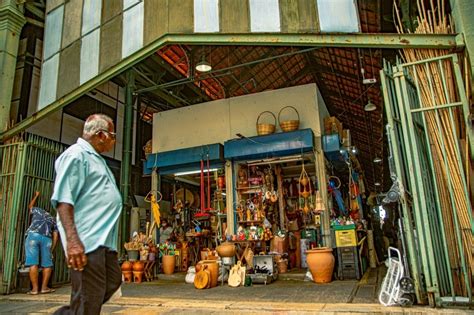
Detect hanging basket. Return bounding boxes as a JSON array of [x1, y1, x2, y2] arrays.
[[256, 111, 276, 135], [278, 106, 300, 132]]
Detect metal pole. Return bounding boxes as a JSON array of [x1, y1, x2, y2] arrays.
[[411, 62, 456, 299], [380, 62, 425, 303], [120, 71, 135, 250], [396, 64, 441, 305], [2, 141, 27, 294]]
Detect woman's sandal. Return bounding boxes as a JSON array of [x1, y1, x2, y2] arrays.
[[26, 291, 38, 295]]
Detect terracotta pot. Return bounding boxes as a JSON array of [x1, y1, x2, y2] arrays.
[[133, 271, 143, 283], [277, 259, 288, 274], [122, 271, 133, 283], [305, 247, 335, 283], [196, 260, 218, 288], [132, 261, 144, 272], [216, 242, 236, 257], [121, 261, 133, 272], [162, 255, 175, 274]]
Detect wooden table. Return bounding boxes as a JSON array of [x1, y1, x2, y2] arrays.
[[143, 260, 156, 281], [186, 234, 212, 265], [229, 240, 263, 261]]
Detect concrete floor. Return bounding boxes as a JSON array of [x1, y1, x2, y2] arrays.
[[1, 268, 472, 314]]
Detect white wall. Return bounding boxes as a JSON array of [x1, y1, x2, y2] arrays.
[[153, 83, 328, 153]]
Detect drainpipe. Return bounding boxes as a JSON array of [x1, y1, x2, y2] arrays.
[[120, 70, 134, 249], [0, 1, 26, 132]]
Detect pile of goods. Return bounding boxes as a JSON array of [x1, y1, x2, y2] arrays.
[[124, 231, 157, 261]]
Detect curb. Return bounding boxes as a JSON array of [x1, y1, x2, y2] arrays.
[[1, 294, 472, 314]]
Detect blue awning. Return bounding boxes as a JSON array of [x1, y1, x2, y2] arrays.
[[224, 128, 314, 161], [143, 143, 224, 175]]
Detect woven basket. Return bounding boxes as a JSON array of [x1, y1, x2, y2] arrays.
[[278, 106, 300, 132], [256, 111, 276, 135]]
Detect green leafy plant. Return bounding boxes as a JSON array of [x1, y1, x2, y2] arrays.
[[159, 241, 176, 257]]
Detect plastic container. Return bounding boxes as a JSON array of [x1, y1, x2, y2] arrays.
[[127, 250, 139, 261], [335, 229, 357, 247]]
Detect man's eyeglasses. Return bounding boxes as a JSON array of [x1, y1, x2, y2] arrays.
[[96, 129, 116, 139]]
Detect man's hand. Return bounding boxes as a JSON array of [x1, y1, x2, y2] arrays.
[[67, 237, 87, 271], [28, 191, 41, 210], [56, 202, 87, 271]]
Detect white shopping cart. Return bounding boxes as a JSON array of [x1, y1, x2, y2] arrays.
[[378, 247, 415, 307]]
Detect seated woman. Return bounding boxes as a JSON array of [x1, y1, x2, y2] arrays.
[[159, 218, 173, 243]]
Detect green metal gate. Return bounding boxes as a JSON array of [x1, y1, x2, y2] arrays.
[[380, 54, 473, 307], [0, 133, 69, 294]]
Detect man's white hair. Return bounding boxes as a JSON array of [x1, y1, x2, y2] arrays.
[[83, 114, 113, 137]]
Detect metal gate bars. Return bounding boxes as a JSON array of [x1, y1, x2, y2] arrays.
[[0, 133, 69, 294], [380, 54, 473, 307]]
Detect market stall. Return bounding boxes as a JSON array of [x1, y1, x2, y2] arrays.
[[130, 84, 371, 288]]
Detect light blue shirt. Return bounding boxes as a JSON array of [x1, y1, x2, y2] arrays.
[[51, 138, 122, 254]]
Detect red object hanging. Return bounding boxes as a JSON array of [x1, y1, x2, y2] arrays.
[[195, 155, 212, 218]]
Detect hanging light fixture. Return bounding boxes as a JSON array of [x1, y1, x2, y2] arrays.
[[364, 99, 376, 112], [196, 57, 212, 72], [195, 47, 212, 72], [373, 156, 382, 163]]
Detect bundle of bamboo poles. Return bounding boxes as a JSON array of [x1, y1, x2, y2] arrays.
[[395, 0, 472, 297]]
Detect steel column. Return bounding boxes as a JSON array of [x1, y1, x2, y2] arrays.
[[120, 71, 135, 249], [0, 1, 26, 131], [450, 0, 474, 87]]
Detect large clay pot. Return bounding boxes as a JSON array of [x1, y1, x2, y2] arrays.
[[306, 247, 335, 283], [216, 242, 236, 257], [132, 261, 144, 272], [196, 260, 218, 288], [121, 261, 133, 272], [162, 255, 175, 274]]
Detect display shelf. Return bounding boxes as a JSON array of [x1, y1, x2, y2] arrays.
[[236, 185, 262, 190], [238, 220, 263, 224], [229, 239, 262, 243], [236, 186, 263, 193]]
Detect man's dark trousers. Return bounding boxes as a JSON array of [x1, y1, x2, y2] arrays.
[[54, 246, 122, 315]]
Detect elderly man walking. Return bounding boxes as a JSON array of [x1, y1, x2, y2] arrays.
[[52, 114, 122, 315]]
